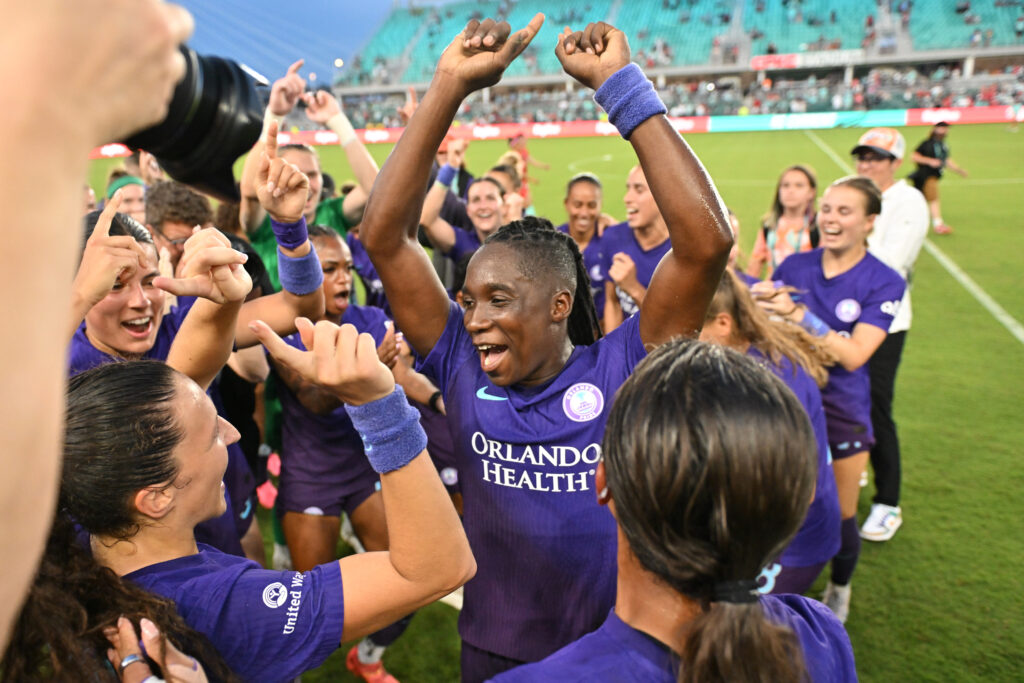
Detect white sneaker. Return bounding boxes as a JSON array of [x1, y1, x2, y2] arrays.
[[822, 581, 851, 624], [860, 503, 903, 542], [271, 542, 293, 571]]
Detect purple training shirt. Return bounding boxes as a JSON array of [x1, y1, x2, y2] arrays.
[[599, 221, 670, 316]]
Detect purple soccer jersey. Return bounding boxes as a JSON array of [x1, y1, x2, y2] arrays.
[[126, 544, 344, 681], [68, 297, 251, 556], [555, 222, 607, 314], [748, 349, 840, 576], [275, 305, 389, 516], [416, 301, 648, 662], [599, 221, 670, 316], [773, 250, 905, 452], [346, 233, 390, 313], [448, 227, 483, 264], [491, 596, 857, 682]]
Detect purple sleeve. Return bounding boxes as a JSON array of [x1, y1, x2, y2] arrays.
[[414, 300, 474, 398], [762, 594, 858, 682], [853, 267, 906, 332], [173, 561, 344, 680]]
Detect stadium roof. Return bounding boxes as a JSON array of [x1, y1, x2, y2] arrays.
[[177, 0, 392, 86]]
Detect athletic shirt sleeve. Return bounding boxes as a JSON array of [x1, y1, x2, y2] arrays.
[[761, 594, 858, 682], [128, 547, 344, 680], [849, 260, 906, 333]]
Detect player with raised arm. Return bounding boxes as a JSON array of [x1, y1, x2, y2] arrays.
[[361, 16, 732, 681]]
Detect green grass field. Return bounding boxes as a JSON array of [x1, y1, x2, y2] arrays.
[[89, 123, 1024, 681]]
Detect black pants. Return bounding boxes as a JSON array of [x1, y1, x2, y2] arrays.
[[868, 330, 906, 507]]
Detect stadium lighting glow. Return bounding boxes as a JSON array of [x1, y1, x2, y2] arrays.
[[334, 58, 344, 68]]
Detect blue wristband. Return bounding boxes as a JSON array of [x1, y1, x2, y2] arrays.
[[347, 385, 427, 474], [593, 63, 667, 140], [277, 245, 324, 295], [270, 216, 309, 250], [799, 310, 831, 337], [436, 164, 457, 188]]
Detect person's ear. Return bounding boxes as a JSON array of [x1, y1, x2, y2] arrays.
[[134, 484, 174, 520], [551, 288, 572, 323], [596, 461, 611, 506]]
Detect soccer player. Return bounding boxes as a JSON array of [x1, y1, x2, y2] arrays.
[[754, 176, 906, 623], [851, 128, 929, 541], [239, 60, 380, 289], [361, 17, 732, 681], [556, 173, 609, 323], [701, 271, 840, 595], [746, 165, 819, 279], [56, 328, 474, 681], [908, 122, 968, 234], [271, 224, 444, 682], [492, 341, 856, 682]]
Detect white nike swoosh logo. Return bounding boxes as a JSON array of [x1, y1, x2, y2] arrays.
[[476, 387, 508, 401]]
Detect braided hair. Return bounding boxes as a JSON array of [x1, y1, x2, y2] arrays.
[[484, 216, 602, 345]]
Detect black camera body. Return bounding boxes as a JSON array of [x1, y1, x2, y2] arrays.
[[124, 47, 264, 202]]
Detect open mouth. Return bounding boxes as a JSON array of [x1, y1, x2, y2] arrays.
[[334, 290, 350, 307], [476, 343, 509, 373], [822, 227, 842, 236], [121, 316, 153, 339]]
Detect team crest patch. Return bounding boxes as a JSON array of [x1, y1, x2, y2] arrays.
[[835, 298, 861, 323], [562, 383, 604, 422]]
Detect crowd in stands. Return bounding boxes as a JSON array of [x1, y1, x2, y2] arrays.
[[296, 64, 1024, 130]]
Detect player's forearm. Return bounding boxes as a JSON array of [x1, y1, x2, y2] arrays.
[[327, 112, 379, 193], [167, 299, 242, 390]]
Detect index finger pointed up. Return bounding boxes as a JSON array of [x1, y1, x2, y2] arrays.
[[499, 12, 545, 63], [265, 120, 280, 159], [287, 59, 305, 76], [92, 190, 123, 241]]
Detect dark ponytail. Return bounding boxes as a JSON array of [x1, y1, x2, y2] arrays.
[[603, 340, 817, 682], [486, 216, 602, 345]]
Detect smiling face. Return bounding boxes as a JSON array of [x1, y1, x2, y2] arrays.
[[777, 169, 817, 213], [461, 243, 572, 387], [84, 244, 166, 358], [564, 181, 601, 239], [314, 232, 354, 320], [280, 147, 323, 221], [167, 375, 238, 525], [467, 179, 504, 240], [817, 185, 877, 254], [623, 166, 660, 230]]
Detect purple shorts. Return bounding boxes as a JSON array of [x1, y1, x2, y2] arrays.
[[825, 412, 875, 459], [276, 447, 380, 518]]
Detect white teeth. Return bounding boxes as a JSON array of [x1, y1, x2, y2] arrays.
[[124, 317, 151, 325], [626, 208, 638, 215], [477, 344, 495, 351], [824, 228, 841, 235]]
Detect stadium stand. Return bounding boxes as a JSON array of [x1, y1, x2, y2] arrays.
[[909, 0, 1024, 50]]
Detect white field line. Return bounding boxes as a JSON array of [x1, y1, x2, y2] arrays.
[[802, 130, 1024, 346]]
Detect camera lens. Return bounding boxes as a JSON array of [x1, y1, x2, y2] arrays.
[[124, 47, 264, 202]]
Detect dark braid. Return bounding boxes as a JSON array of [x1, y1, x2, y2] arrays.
[[485, 216, 602, 345]]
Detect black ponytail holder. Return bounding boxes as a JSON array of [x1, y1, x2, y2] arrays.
[[711, 580, 760, 604]]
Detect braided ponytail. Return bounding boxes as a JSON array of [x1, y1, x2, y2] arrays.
[[486, 217, 602, 345]]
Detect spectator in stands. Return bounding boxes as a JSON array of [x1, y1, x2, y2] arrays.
[[850, 128, 929, 542]]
